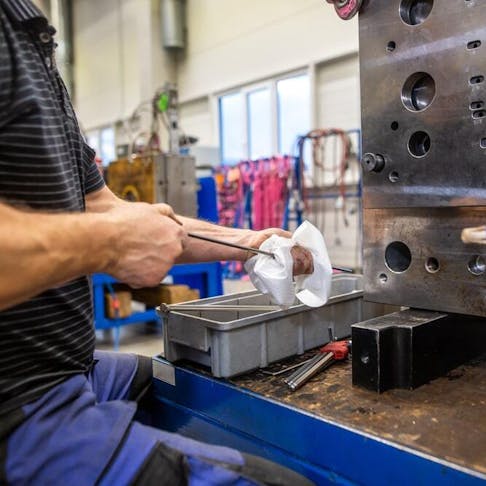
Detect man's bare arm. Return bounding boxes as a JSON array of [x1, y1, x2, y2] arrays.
[[86, 187, 311, 274], [0, 203, 111, 310], [175, 215, 290, 263], [0, 199, 185, 311], [86, 186, 290, 263]]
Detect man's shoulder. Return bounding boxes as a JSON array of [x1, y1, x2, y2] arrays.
[[0, 0, 46, 24]]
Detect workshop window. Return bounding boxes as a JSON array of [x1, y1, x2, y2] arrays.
[[86, 126, 116, 166], [219, 72, 310, 164], [220, 92, 246, 164], [277, 74, 311, 155], [100, 127, 116, 165], [248, 88, 272, 160]]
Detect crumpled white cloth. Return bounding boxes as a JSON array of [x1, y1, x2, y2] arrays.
[[244, 221, 332, 308]]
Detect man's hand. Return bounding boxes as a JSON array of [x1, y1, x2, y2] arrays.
[[246, 227, 314, 276], [153, 203, 183, 225], [290, 245, 314, 276], [245, 227, 291, 249], [104, 202, 186, 288]]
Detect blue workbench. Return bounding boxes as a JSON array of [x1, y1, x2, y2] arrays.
[[150, 358, 486, 485]]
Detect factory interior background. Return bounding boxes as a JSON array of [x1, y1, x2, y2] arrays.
[[6, 1, 486, 483], [33, 0, 363, 352]]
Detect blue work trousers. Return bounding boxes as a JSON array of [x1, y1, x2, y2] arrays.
[[4, 351, 254, 485]]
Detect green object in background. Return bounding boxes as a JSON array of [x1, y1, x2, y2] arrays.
[[157, 92, 169, 112]]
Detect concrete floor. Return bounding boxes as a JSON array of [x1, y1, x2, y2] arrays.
[[95, 278, 255, 356]]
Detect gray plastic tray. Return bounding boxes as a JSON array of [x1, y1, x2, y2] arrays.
[[158, 275, 394, 377]]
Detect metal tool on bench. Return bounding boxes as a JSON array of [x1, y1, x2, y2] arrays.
[[260, 359, 314, 377], [160, 303, 281, 313], [284, 339, 350, 391]]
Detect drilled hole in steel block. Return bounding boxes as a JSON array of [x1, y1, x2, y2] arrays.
[[389, 171, 400, 183], [481, 138, 486, 149], [387, 41, 396, 52], [391, 121, 399, 131], [402, 72, 436, 112], [385, 241, 412, 273], [470, 75, 485, 85], [425, 257, 440, 273], [400, 0, 433, 25], [361, 353, 370, 365], [471, 101, 484, 110], [472, 110, 486, 119], [408, 131, 431, 157], [467, 40, 481, 50], [379, 273, 388, 283], [468, 255, 486, 276]]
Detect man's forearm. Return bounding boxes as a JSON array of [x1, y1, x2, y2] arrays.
[[85, 188, 256, 263], [177, 216, 251, 262], [0, 203, 114, 311], [84, 186, 290, 267]]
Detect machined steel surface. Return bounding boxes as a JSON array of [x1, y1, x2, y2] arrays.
[[352, 308, 486, 392], [360, 0, 486, 208], [359, 0, 486, 317], [284, 351, 334, 391], [156, 153, 198, 217], [107, 153, 197, 216], [364, 207, 486, 316]]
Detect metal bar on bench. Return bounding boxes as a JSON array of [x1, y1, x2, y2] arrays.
[[160, 303, 282, 313]]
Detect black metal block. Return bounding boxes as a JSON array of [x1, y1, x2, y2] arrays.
[[352, 309, 486, 392]]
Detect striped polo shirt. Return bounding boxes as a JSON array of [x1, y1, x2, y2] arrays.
[[0, 0, 105, 416]]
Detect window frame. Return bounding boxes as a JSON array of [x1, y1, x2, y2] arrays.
[[217, 69, 310, 164], [85, 125, 116, 166]]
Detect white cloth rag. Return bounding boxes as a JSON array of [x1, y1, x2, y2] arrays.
[[244, 221, 332, 308]]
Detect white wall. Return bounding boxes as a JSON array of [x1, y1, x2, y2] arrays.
[[316, 53, 360, 131], [73, 0, 176, 130], [178, 0, 358, 102], [179, 96, 213, 146]]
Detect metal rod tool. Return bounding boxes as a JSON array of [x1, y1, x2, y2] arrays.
[[284, 340, 350, 391], [332, 265, 354, 273], [187, 233, 354, 273], [168, 214, 353, 273], [284, 352, 335, 391], [187, 233, 276, 258], [160, 303, 281, 313], [261, 358, 314, 377], [170, 215, 275, 258]]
